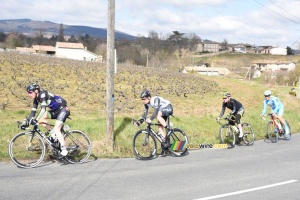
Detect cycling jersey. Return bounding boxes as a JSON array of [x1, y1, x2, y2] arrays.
[[261, 96, 284, 115], [29, 90, 68, 121], [219, 98, 244, 118], [142, 96, 172, 120]]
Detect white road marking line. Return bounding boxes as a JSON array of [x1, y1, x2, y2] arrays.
[[195, 180, 298, 200]]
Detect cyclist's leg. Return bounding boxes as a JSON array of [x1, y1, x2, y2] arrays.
[[236, 108, 244, 138], [276, 106, 289, 133], [156, 113, 166, 137], [157, 104, 173, 136], [39, 111, 52, 130], [52, 107, 70, 155]]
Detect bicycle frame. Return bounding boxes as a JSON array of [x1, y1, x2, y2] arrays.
[[270, 115, 284, 133], [21, 122, 62, 153], [218, 116, 239, 132], [135, 117, 173, 145], [262, 114, 283, 133]]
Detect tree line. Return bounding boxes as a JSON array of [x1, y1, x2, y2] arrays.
[[0, 24, 202, 69]]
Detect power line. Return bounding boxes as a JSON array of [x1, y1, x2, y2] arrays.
[[254, 0, 300, 25], [268, 0, 300, 22]]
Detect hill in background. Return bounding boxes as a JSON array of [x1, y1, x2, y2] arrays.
[[0, 19, 135, 40]]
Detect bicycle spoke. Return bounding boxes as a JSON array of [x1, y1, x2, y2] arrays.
[[242, 123, 254, 146], [267, 121, 278, 143], [219, 125, 235, 148], [168, 128, 188, 157], [64, 131, 92, 163], [133, 130, 157, 160], [9, 132, 45, 168]]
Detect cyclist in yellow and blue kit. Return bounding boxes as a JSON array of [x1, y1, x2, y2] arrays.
[[260, 90, 290, 138]]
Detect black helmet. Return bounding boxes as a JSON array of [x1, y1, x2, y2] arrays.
[[140, 90, 151, 98], [26, 83, 40, 92], [222, 92, 231, 98]]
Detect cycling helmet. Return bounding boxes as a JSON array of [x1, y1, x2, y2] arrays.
[[26, 83, 40, 92], [264, 90, 271, 96], [222, 92, 231, 98], [140, 90, 151, 99]]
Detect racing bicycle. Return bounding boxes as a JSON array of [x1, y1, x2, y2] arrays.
[[218, 114, 255, 148], [261, 114, 291, 143], [132, 116, 188, 160], [8, 119, 92, 168]]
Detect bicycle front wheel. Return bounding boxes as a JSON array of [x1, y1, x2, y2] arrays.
[[267, 121, 278, 143], [133, 130, 157, 160], [64, 130, 92, 163], [219, 125, 235, 148], [168, 128, 188, 157], [8, 132, 45, 168], [242, 123, 254, 146]]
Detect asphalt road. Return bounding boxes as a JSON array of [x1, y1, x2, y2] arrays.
[[1, 134, 299, 200]]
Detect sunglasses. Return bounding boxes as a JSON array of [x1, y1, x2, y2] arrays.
[[264, 95, 270, 97], [141, 98, 147, 100], [223, 98, 227, 100], [27, 91, 34, 94]]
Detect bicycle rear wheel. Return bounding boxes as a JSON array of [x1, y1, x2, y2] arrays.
[[282, 120, 291, 140], [219, 125, 235, 148], [8, 132, 45, 168], [267, 121, 278, 143], [133, 130, 157, 160], [64, 130, 92, 163], [242, 123, 254, 145], [168, 128, 188, 157]]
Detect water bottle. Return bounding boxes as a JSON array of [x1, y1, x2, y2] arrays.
[[50, 131, 58, 142], [157, 133, 165, 142], [45, 131, 52, 141]]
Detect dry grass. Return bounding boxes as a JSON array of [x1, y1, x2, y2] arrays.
[[1, 51, 300, 160]]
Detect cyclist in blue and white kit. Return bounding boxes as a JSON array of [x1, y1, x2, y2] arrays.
[[260, 90, 290, 136], [136, 90, 173, 155], [21, 83, 70, 156]]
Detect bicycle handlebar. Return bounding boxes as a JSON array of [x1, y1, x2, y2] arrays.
[[260, 113, 274, 121], [132, 119, 163, 127], [17, 120, 54, 130]]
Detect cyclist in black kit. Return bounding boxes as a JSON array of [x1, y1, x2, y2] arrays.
[[21, 83, 70, 156], [217, 92, 245, 139], [135, 90, 173, 155]]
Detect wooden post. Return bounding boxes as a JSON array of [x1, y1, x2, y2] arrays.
[[297, 77, 300, 99], [106, 0, 115, 152]]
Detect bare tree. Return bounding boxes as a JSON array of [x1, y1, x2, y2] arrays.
[[57, 23, 65, 42]]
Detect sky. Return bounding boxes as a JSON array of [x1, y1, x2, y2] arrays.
[[2, 0, 300, 48]]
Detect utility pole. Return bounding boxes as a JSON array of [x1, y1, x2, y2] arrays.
[[106, 0, 115, 152], [297, 77, 300, 100]]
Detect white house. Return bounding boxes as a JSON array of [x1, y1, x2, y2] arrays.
[[16, 42, 103, 62], [184, 66, 230, 76], [251, 60, 295, 72], [255, 46, 287, 55], [55, 42, 102, 62], [270, 47, 287, 55], [233, 44, 246, 53]]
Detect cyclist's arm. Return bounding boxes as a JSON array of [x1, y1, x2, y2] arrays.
[[35, 92, 49, 121], [141, 104, 149, 120], [29, 99, 38, 120], [150, 98, 160, 120], [231, 102, 237, 115], [272, 97, 282, 114], [218, 103, 226, 118], [261, 100, 267, 115]]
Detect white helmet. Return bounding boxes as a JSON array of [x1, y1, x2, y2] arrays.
[[264, 90, 271, 96]]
